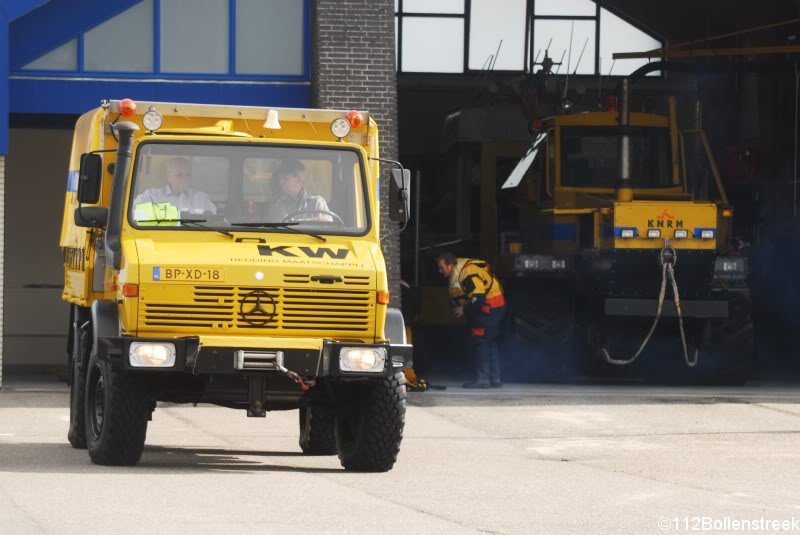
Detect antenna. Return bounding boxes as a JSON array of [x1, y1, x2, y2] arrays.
[[572, 36, 589, 75], [563, 22, 575, 97], [480, 54, 494, 80], [489, 40, 503, 71], [474, 53, 492, 81], [598, 57, 603, 104], [554, 50, 567, 74]]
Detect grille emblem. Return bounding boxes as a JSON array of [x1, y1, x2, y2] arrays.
[[239, 289, 277, 327]]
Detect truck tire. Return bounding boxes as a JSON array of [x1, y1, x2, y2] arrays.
[[67, 314, 90, 449], [715, 349, 753, 386], [84, 353, 149, 466], [335, 372, 406, 472], [67, 356, 88, 449], [298, 406, 337, 455]]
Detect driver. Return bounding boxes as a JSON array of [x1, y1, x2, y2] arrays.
[[133, 157, 217, 215], [266, 159, 333, 222]]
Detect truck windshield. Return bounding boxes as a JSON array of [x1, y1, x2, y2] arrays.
[[129, 142, 369, 234], [560, 126, 673, 189]]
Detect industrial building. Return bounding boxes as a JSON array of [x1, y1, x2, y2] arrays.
[[1, 0, 799, 384]]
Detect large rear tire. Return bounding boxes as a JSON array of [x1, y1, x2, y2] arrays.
[[84, 354, 149, 466], [335, 373, 406, 472], [299, 406, 337, 455]]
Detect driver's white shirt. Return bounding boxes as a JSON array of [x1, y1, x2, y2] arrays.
[[133, 184, 217, 214]]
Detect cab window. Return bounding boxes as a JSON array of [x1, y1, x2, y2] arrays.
[[561, 126, 672, 189]]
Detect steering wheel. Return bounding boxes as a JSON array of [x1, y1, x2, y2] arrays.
[[281, 210, 344, 224]]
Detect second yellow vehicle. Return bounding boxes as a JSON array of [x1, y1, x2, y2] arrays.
[[496, 71, 753, 383]]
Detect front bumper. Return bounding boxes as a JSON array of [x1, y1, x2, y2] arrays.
[[95, 336, 413, 378], [605, 298, 728, 319]]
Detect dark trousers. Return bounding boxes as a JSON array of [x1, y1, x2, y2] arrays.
[[469, 305, 505, 384]]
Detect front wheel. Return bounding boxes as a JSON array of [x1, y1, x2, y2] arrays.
[[84, 354, 150, 466], [299, 406, 337, 455], [335, 373, 407, 472]]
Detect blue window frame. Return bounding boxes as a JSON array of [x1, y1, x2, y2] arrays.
[[12, 0, 310, 81]]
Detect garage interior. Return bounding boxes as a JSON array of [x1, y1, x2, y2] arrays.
[[395, 0, 800, 380]]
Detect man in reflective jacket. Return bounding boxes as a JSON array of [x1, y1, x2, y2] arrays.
[[437, 252, 506, 388]]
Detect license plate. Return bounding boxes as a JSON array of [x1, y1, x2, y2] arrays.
[[154, 267, 225, 282]]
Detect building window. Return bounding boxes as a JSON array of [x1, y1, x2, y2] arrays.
[[599, 8, 661, 76], [159, 0, 229, 74], [532, 19, 596, 75], [84, 0, 154, 72], [21, 39, 78, 71], [402, 17, 464, 73], [17, 0, 308, 79], [397, 0, 466, 73], [469, 0, 526, 71], [534, 0, 596, 17], [396, 0, 662, 76], [404, 0, 464, 14], [235, 0, 304, 75]]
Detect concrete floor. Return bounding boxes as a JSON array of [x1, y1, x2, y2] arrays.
[[2, 378, 800, 535]]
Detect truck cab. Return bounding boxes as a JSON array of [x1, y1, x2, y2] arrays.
[[62, 99, 412, 471]]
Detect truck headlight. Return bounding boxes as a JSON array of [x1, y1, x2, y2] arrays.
[[129, 342, 176, 368], [520, 256, 540, 270], [340, 347, 386, 373], [647, 229, 661, 239], [714, 256, 747, 280], [514, 254, 568, 272], [674, 229, 688, 239], [615, 227, 638, 239], [694, 228, 716, 239]]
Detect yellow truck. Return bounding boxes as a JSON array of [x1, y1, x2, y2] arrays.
[[493, 76, 753, 383], [61, 99, 412, 470]]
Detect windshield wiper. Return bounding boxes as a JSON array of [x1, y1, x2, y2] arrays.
[[230, 222, 326, 242], [136, 218, 235, 238]]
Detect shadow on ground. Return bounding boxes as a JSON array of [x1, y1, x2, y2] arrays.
[[0, 442, 344, 474]]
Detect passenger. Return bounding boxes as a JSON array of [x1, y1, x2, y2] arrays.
[[134, 157, 217, 215], [437, 252, 506, 389], [266, 159, 333, 222]]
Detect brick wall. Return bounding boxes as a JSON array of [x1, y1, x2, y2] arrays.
[[312, 0, 401, 305]]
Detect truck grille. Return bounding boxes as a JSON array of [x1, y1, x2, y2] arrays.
[[140, 285, 374, 334]]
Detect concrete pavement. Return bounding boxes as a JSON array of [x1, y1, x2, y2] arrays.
[[2, 379, 800, 534]]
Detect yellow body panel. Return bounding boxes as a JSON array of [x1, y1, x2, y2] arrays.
[[179, 335, 325, 351], [612, 201, 718, 250], [551, 111, 669, 128], [61, 100, 389, 345]]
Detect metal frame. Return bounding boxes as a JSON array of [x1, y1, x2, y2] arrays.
[[395, 0, 664, 76], [12, 0, 310, 82]]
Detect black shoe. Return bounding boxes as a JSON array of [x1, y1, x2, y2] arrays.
[[463, 382, 490, 389], [490, 382, 503, 388]]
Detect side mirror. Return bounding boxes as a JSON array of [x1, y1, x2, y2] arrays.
[[389, 168, 411, 224], [74, 207, 109, 228], [77, 153, 103, 204]]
